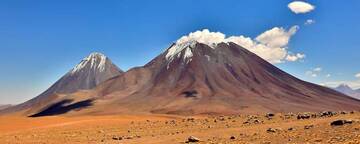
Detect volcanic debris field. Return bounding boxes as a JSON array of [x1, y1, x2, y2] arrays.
[[0, 111, 360, 144]]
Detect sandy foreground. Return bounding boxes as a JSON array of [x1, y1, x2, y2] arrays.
[[0, 112, 360, 144]]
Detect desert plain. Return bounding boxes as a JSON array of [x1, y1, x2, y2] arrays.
[[0, 111, 360, 144]]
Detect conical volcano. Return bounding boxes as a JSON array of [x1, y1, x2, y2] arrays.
[[92, 41, 360, 115], [1, 52, 122, 115], [4, 37, 360, 116]]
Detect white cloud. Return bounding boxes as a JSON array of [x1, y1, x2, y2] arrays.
[[175, 27, 304, 64], [314, 67, 322, 72], [326, 74, 331, 78], [306, 67, 323, 77], [322, 72, 360, 89], [256, 26, 298, 48], [286, 53, 305, 61], [177, 29, 225, 46], [305, 19, 316, 25], [288, 1, 315, 14], [355, 73, 360, 78]]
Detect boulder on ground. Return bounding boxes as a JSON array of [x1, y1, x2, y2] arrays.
[[297, 113, 311, 120], [331, 120, 353, 126], [320, 111, 337, 117], [267, 128, 281, 133], [186, 136, 200, 143], [265, 113, 275, 118]]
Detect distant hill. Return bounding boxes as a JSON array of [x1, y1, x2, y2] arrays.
[[0, 104, 12, 110], [334, 84, 360, 100]]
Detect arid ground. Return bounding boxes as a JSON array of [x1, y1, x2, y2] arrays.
[[0, 112, 360, 144]]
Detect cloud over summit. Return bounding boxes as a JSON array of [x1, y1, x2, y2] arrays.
[[176, 26, 304, 64]]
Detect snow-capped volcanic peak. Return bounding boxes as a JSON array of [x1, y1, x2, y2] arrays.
[[71, 52, 108, 74], [165, 29, 225, 63], [165, 40, 196, 63]]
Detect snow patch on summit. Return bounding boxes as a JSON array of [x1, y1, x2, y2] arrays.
[[165, 28, 305, 65], [71, 52, 108, 74], [165, 29, 224, 63]]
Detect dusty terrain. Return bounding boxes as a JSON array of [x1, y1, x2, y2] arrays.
[[1, 111, 360, 144]]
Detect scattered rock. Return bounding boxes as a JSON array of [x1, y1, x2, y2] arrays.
[[265, 113, 275, 119], [320, 111, 336, 117], [125, 136, 133, 139], [288, 127, 294, 131], [186, 136, 200, 143], [304, 125, 314, 129], [297, 113, 311, 120], [187, 118, 195, 122], [112, 136, 122, 140], [267, 128, 280, 133], [331, 120, 353, 126]]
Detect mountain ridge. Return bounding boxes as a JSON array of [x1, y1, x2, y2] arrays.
[[334, 84, 360, 100], [2, 40, 360, 116], [85, 41, 360, 115], [0, 52, 122, 115]]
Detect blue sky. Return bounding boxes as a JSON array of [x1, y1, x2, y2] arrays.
[[1, 0, 359, 104]]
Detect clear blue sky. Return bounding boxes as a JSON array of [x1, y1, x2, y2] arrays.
[[1, 0, 359, 104]]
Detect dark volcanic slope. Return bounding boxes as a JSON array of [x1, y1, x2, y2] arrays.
[[1, 52, 122, 115], [92, 42, 360, 115]]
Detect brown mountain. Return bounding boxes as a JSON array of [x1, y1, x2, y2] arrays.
[[86, 42, 360, 115], [0, 52, 122, 115], [4, 42, 360, 116]]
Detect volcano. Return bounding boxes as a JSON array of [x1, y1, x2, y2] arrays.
[[86, 41, 360, 115], [3, 36, 360, 116], [0, 52, 122, 115]]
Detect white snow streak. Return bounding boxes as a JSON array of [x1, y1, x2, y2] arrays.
[[71, 52, 107, 74]]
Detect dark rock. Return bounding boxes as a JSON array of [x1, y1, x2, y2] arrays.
[[230, 136, 236, 140], [320, 111, 336, 117], [304, 125, 314, 129], [331, 120, 353, 126], [267, 128, 278, 133], [187, 136, 200, 143], [297, 113, 311, 120], [265, 113, 275, 118], [112, 136, 123, 140]]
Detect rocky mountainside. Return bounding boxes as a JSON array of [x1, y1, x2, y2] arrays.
[[88, 40, 360, 115], [334, 84, 360, 100], [3, 36, 360, 116], [0, 52, 122, 115]]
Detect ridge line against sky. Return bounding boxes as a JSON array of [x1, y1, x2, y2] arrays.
[[0, 0, 359, 104]]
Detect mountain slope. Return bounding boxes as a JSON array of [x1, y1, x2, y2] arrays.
[[87, 41, 360, 115], [4, 39, 360, 116], [0, 104, 12, 110], [334, 84, 360, 100], [0, 52, 122, 115]]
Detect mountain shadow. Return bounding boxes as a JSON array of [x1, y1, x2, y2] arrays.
[[29, 99, 93, 117]]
